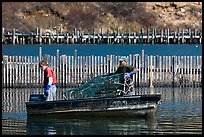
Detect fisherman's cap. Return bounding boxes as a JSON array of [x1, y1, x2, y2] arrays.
[[119, 56, 127, 62]]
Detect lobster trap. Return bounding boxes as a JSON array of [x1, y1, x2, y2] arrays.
[[63, 73, 135, 99]]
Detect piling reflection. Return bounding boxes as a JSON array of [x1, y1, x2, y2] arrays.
[[155, 87, 202, 134]]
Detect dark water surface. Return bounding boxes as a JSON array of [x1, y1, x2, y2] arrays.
[[2, 44, 202, 56], [2, 87, 202, 135]]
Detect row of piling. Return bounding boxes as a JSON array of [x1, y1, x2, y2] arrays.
[[2, 27, 202, 45], [2, 48, 202, 88]]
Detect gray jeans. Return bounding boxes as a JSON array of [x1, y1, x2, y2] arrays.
[[46, 85, 56, 101]]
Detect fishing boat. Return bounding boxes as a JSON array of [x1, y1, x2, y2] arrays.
[[26, 94, 161, 116], [26, 73, 161, 116]]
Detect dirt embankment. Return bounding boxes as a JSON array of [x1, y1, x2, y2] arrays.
[[2, 2, 202, 33]]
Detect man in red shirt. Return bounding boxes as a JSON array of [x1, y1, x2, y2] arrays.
[[39, 60, 57, 101]]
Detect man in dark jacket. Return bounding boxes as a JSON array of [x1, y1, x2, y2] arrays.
[[115, 56, 139, 82], [114, 56, 139, 94]]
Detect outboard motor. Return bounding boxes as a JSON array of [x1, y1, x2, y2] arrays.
[[29, 94, 45, 101]]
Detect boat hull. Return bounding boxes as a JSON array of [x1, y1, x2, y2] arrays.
[[26, 94, 161, 116]]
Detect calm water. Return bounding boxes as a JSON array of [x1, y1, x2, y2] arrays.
[[2, 87, 202, 135], [2, 44, 202, 56]]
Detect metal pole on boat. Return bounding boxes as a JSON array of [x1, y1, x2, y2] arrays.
[[149, 55, 154, 94]]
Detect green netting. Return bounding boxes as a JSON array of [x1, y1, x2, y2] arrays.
[[63, 73, 125, 99]]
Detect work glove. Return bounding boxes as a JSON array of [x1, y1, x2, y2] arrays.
[[44, 85, 51, 97], [125, 72, 134, 80]]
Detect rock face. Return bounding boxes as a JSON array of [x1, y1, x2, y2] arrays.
[[2, 2, 202, 33], [145, 2, 202, 31]]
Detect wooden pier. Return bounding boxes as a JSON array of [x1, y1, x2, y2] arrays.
[[2, 27, 202, 44], [2, 49, 202, 88]]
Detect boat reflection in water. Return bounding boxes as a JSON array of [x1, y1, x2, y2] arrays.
[[26, 108, 158, 135]]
